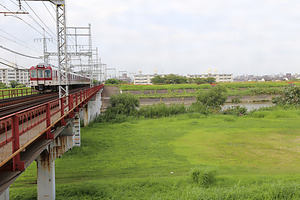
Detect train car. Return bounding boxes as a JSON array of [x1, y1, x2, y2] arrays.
[[30, 63, 90, 92]]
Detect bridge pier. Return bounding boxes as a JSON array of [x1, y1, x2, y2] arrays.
[[0, 188, 9, 200], [36, 152, 55, 200], [36, 135, 74, 200], [82, 90, 102, 127]]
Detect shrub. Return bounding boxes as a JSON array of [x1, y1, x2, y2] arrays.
[[108, 93, 139, 115], [189, 166, 217, 187], [272, 85, 300, 105], [231, 96, 241, 104], [197, 85, 228, 110], [187, 101, 209, 115], [223, 106, 247, 116], [138, 103, 186, 118]]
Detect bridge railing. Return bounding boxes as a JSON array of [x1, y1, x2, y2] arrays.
[[0, 88, 38, 99], [0, 85, 103, 171]]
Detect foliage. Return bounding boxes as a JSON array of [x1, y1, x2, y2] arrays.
[[150, 74, 215, 85], [189, 166, 217, 187], [231, 96, 241, 104], [138, 103, 186, 118], [105, 78, 127, 85], [9, 80, 19, 88], [196, 85, 228, 110], [109, 93, 139, 114], [15, 84, 26, 88], [0, 81, 7, 89], [223, 105, 248, 116], [121, 83, 212, 91], [272, 85, 300, 105], [187, 101, 210, 115]]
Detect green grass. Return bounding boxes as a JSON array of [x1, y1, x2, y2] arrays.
[[119, 82, 289, 98], [120, 81, 295, 91], [10, 107, 300, 199]]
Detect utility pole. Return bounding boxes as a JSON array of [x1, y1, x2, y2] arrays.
[[24, 0, 69, 98], [34, 28, 52, 63]]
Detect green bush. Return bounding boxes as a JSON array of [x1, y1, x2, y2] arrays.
[[138, 103, 186, 118], [189, 166, 217, 187], [223, 106, 247, 116], [197, 85, 228, 110], [272, 85, 300, 105]]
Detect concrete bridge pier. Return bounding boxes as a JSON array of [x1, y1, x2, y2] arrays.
[[36, 135, 74, 200], [82, 90, 103, 127], [0, 188, 9, 200], [36, 151, 55, 200]]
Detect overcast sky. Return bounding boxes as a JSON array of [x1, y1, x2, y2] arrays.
[[1, 0, 300, 76]]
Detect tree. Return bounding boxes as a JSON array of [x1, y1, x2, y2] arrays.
[[105, 79, 124, 85], [15, 84, 26, 88], [197, 85, 228, 110], [205, 77, 216, 84], [151, 75, 166, 84], [9, 81, 18, 88], [272, 85, 300, 105], [0, 82, 7, 89]]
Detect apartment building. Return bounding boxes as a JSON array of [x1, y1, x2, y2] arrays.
[[187, 73, 233, 82], [0, 68, 30, 87], [133, 74, 155, 84]]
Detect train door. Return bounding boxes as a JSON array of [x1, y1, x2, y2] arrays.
[[37, 69, 45, 90]]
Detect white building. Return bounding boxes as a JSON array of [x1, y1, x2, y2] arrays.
[[187, 73, 233, 82], [0, 68, 30, 87], [133, 74, 155, 84]]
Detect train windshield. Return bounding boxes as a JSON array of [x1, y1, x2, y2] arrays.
[[45, 70, 51, 78], [38, 70, 44, 78], [31, 70, 37, 78]]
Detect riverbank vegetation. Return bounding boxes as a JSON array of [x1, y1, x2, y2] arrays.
[[116, 81, 300, 99], [9, 85, 300, 199]]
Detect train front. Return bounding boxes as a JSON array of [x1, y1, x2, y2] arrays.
[[30, 64, 53, 92]]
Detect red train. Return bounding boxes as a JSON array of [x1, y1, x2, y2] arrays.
[[30, 64, 90, 92]]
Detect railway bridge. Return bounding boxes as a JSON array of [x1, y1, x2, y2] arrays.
[[0, 85, 104, 200]]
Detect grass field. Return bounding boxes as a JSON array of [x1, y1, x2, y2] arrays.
[[119, 81, 297, 91], [9, 107, 300, 199], [117, 82, 296, 98]]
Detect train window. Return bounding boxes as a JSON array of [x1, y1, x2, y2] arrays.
[[38, 70, 44, 78], [45, 70, 51, 78], [31, 70, 37, 78]]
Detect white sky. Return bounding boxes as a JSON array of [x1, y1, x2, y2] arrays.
[[1, 0, 300, 76]]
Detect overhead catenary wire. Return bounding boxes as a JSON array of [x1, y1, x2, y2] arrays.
[[24, 1, 57, 40], [43, 1, 55, 22], [0, 58, 27, 69], [0, 45, 41, 59], [0, 31, 41, 53], [0, 3, 46, 37], [4, 1, 56, 45]]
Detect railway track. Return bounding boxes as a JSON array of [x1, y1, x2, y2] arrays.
[[0, 87, 89, 118]]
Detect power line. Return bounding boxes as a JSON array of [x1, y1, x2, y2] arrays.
[[0, 45, 41, 59], [9, 0, 56, 41], [43, 1, 55, 22], [24, 1, 57, 39], [0, 30, 41, 53], [0, 3, 45, 36], [0, 58, 27, 69]]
